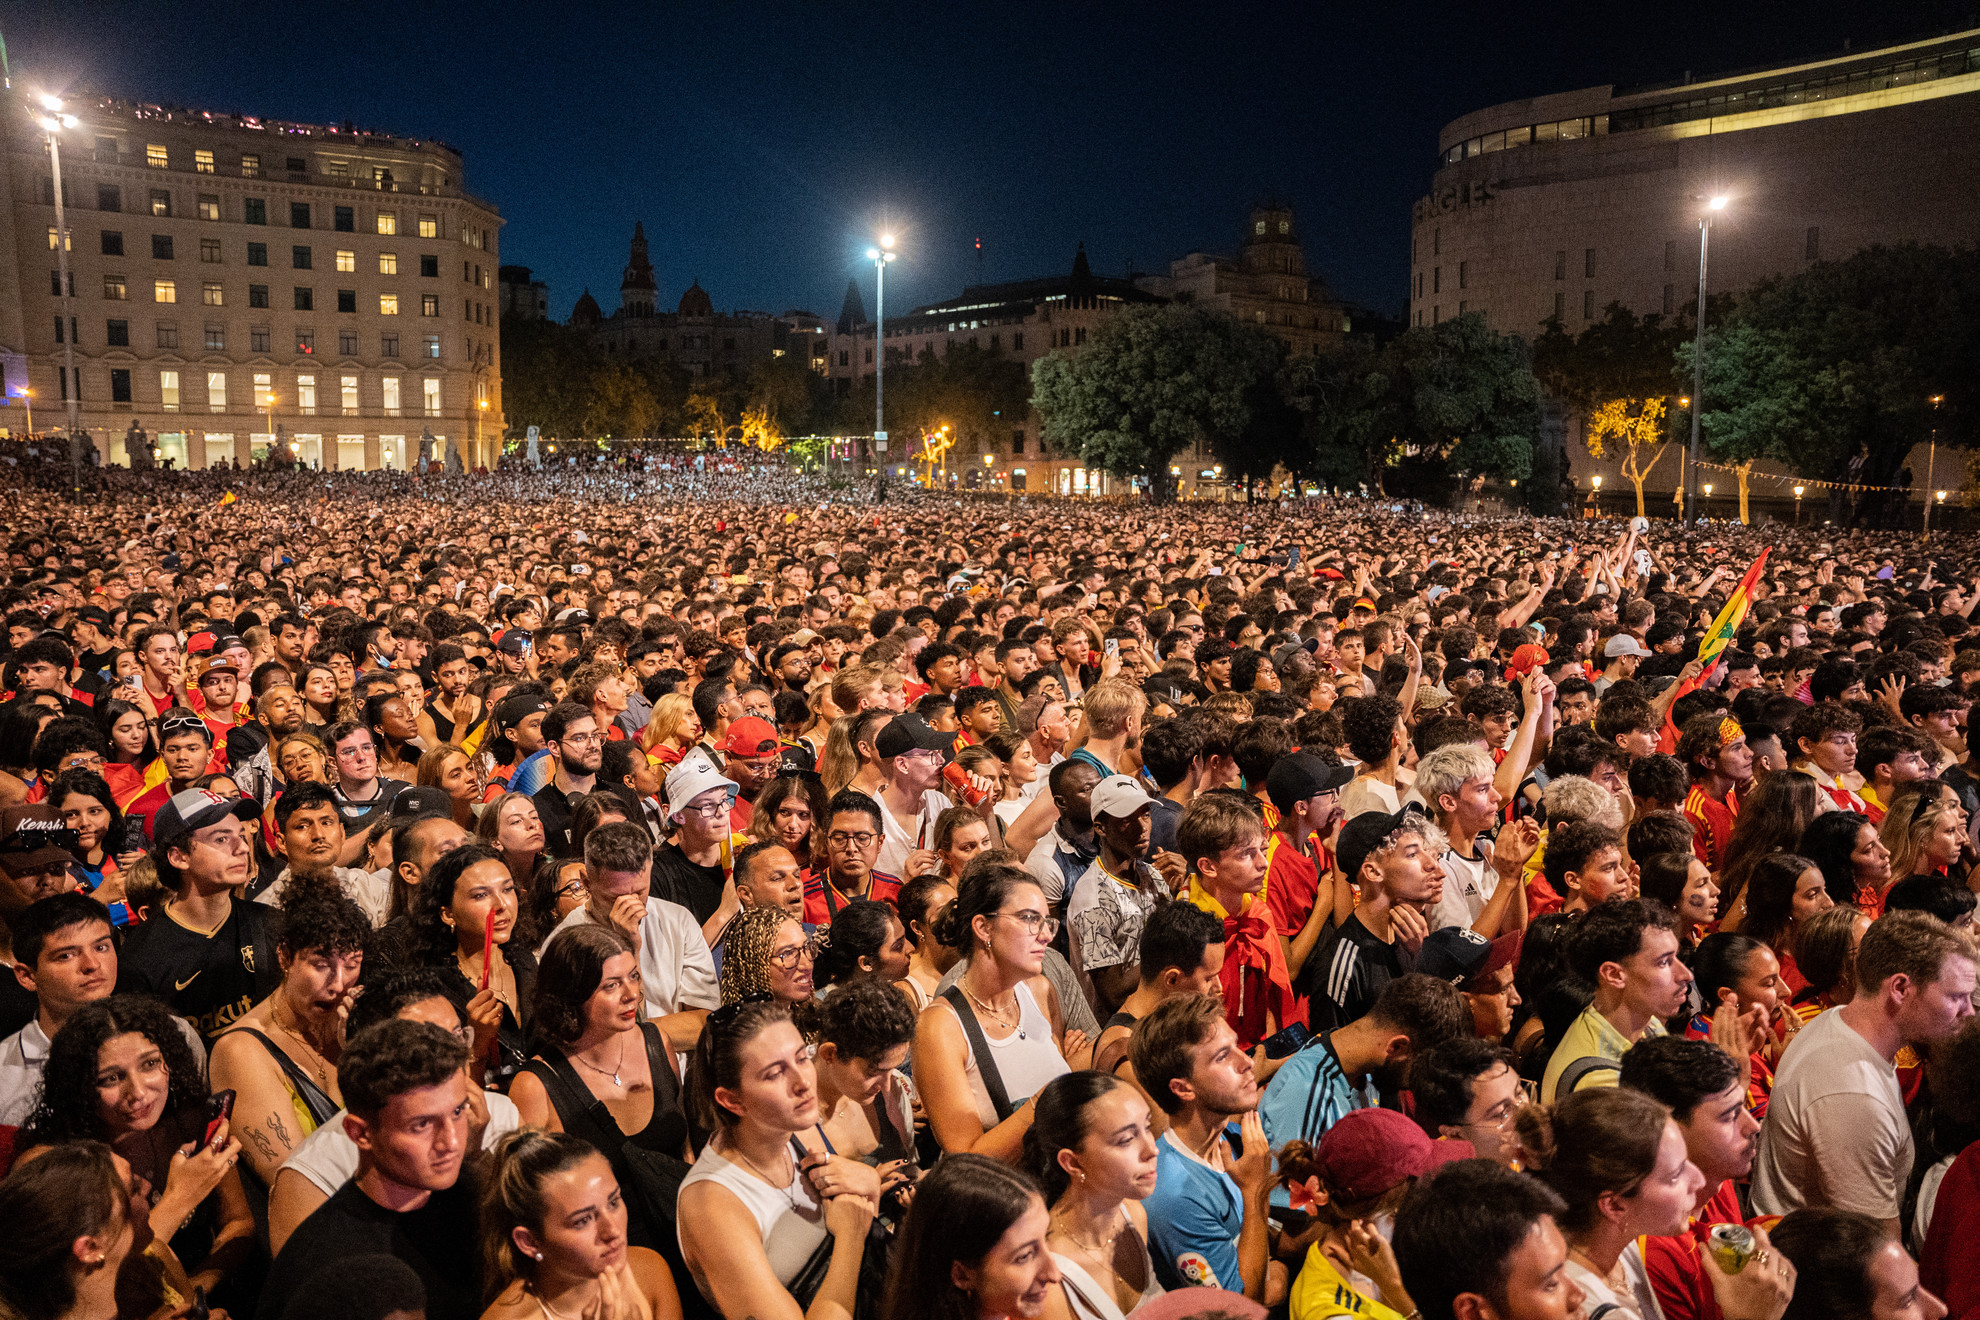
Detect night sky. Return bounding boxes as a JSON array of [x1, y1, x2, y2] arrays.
[[9, 1, 1966, 325]]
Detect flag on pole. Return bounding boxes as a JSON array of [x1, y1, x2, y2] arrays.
[[1657, 547, 1769, 751], [218, 490, 237, 506]]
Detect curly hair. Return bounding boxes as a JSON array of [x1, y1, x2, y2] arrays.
[[815, 976, 916, 1066], [275, 887, 371, 961], [720, 903, 804, 1005], [21, 995, 210, 1147], [409, 840, 514, 964]]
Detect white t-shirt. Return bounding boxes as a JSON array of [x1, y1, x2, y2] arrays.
[[280, 1091, 521, 1195], [1339, 776, 1400, 822], [1752, 1005, 1911, 1218], [540, 897, 720, 1019], [256, 866, 394, 928], [876, 787, 954, 879], [1066, 859, 1160, 975], [1428, 844, 1497, 933]]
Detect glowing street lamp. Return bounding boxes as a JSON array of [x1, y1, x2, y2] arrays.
[[1685, 195, 1731, 527], [10, 387, 32, 438], [865, 234, 898, 494], [34, 94, 82, 496], [1794, 484, 1805, 523]]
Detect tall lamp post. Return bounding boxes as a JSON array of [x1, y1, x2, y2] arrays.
[[1925, 394, 1944, 538], [866, 235, 896, 500], [34, 95, 82, 499], [10, 387, 31, 438], [1685, 194, 1728, 528]]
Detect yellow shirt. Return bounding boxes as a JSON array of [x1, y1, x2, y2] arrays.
[[1541, 1003, 1667, 1103], [1291, 1244, 1408, 1320]]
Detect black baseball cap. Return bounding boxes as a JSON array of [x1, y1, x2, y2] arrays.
[[875, 713, 954, 762], [1264, 752, 1356, 814], [1335, 804, 1434, 887], [150, 788, 258, 850]]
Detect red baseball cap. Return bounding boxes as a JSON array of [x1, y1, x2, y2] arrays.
[[1315, 1108, 1474, 1203], [1504, 642, 1551, 681], [715, 716, 780, 758]]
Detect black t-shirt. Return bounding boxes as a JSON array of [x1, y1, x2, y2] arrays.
[[334, 777, 410, 838], [260, 1173, 482, 1320], [650, 842, 727, 926], [0, 968, 35, 1039], [1299, 912, 1411, 1032], [116, 898, 280, 1042], [533, 782, 574, 854]]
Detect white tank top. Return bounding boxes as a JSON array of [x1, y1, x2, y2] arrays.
[[678, 1141, 828, 1289], [943, 981, 1069, 1129]]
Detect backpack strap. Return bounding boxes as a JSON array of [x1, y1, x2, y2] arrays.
[[1557, 1054, 1621, 1096], [941, 985, 1015, 1123]]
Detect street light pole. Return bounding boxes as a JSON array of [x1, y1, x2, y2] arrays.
[[867, 236, 895, 501], [36, 97, 82, 499], [1686, 195, 1727, 529], [1925, 394, 1943, 539], [12, 389, 31, 438]]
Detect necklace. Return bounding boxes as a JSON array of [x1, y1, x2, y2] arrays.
[[270, 1000, 332, 1089], [569, 1032, 630, 1088], [1051, 1206, 1124, 1257], [961, 978, 1025, 1038], [726, 1136, 802, 1210]]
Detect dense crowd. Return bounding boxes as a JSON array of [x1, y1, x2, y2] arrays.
[[0, 464, 1973, 1320]]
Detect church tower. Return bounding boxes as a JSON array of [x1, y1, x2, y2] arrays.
[[620, 222, 658, 317], [1241, 205, 1306, 277]]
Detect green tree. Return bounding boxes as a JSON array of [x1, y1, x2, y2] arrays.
[[1031, 304, 1282, 498]]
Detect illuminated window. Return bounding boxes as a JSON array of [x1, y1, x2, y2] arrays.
[[342, 375, 359, 414], [202, 282, 223, 306], [207, 371, 228, 412], [378, 212, 397, 236], [104, 275, 127, 301], [423, 377, 441, 416], [421, 294, 439, 317], [160, 370, 180, 411], [383, 377, 401, 415], [418, 215, 438, 238], [194, 149, 214, 174], [298, 375, 316, 414], [150, 190, 171, 217], [147, 144, 168, 169], [47, 227, 70, 251], [240, 153, 260, 177], [423, 334, 440, 359], [379, 253, 398, 275], [154, 280, 177, 304], [197, 193, 221, 221], [336, 250, 356, 273], [379, 293, 400, 315], [254, 372, 272, 407]]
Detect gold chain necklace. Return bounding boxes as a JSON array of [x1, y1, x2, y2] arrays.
[[270, 1000, 331, 1089], [1051, 1206, 1124, 1257], [960, 973, 1020, 1028]]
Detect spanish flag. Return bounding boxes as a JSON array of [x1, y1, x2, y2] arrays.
[[1658, 547, 1769, 751], [218, 490, 237, 506]]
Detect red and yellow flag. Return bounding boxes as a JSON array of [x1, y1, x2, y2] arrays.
[[218, 490, 237, 506], [1658, 547, 1769, 752]]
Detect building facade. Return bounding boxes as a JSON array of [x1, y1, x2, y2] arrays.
[[498, 264, 548, 321], [1138, 204, 1348, 357], [569, 224, 830, 381], [1409, 29, 1980, 497], [0, 88, 505, 470]]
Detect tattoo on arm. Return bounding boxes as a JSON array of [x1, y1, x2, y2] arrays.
[[244, 1127, 278, 1162], [266, 1112, 294, 1152]]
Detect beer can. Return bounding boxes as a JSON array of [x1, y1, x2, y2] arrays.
[[1707, 1224, 1756, 1275], [943, 760, 990, 807]]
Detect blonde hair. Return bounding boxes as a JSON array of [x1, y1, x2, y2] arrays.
[[1082, 678, 1147, 740], [1879, 782, 1961, 883], [1542, 775, 1625, 831], [643, 693, 696, 751], [414, 741, 471, 790]]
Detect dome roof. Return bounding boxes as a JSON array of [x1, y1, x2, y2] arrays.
[[569, 288, 602, 326], [677, 279, 713, 318]]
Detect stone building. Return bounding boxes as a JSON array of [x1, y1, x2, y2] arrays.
[[1138, 204, 1348, 357], [497, 264, 548, 320], [0, 87, 505, 470]]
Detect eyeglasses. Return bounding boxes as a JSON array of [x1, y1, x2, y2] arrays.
[[767, 937, 820, 970], [555, 880, 585, 900], [560, 730, 604, 747], [826, 830, 878, 848], [683, 801, 730, 821], [994, 910, 1062, 939]]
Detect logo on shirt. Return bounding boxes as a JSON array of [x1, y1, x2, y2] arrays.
[[240, 945, 256, 973], [1174, 1252, 1222, 1289], [174, 971, 201, 991]]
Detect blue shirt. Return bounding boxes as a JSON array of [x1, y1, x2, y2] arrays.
[[1145, 1130, 1243, 1292], [1258, 1033, 1365, 1208]]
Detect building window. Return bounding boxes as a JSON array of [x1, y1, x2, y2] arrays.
[[838, 350, 848, 367], [160, 370, 180, 410], [1012, 429, 1026, 454], [198, 194, 220, 222], [1013, 332, 1024, 351], [335, 250, 356, 273], [97, 183, 122, 212], [377, 212, 397, 236], [379, 293, 400, 315], [295, 287, 313, 311], [154, 280, 177, 303], [247, 242, 267, 267], [254, 372, 273, 408], [375, 254, 397, 277], [1434, 229, 1441, 256], [207, 371, 228, 412], [1458, 260, 1468, 290], [423, 378, 441, 416], [111, 369, 132, 403], [339, 330, 358, 355], [146, 143, 168, 169], [324, 160, 349, 178], [342, 375, 359, 414], [1584, 248, 1596, 279], [240, 153, 260, 177], [334, 206, 355, 232], [103, 275, 127, 301], [151, 234, 173, 261], [101, 229, 124, 256], [1433, 267, 1441, 294], [298, 375, 317, 413], [58, 367, 77, 401], [156, 322, 178, 349], [1663, 283, 1675, 316], [150, 190, 171, 217], [107, 318, 129, 346], [193, 149, 214, 174], [418, 214, 438, 238], [205, 325, 225, 351], [202, 282, 223, 306], [291, 202, 312, 229], [419, 254, 439, 278], [1583, 289, 1595, 319], [1665, 239, 1677, 272], [47, 227, 70, 251], [382, 333, 399, 357], [337, 289, 357, 314], [285, 156, 305, 172], [383, 377, 401, 415], [53, 315, 76, 344], [94, 137, 118, 163], [244, 197, 266, 225], [421, 294, 439, 317], [249, 284, 269, 308], [293, 246, 313, 270], [250, 326, 270, 352], [199, 238, 221, 264], [423, 334, 440, 359], [1806, 226, 1820, 261]]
